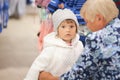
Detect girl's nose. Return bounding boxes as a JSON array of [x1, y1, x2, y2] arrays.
[[66, 27, 71, 31]]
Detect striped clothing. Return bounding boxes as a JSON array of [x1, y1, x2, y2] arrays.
[[47, 0, 86, 25]]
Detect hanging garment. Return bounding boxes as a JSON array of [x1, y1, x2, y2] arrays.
[[26, 0, 33, 5], [35, 0, 51, 8], [0, 24, 2, 33], [3, 0, 9, 28], [0, 0, 9, 33], [47, 0, 86, 25], [38, 18, 53, 51], [37, 8, 53, 51], [9, 0, 26, 18]]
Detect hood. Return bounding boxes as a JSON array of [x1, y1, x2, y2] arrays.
[[43, 32, 80, 48]]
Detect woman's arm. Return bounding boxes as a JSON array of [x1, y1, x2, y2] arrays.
[[58, 3, 64, 9]]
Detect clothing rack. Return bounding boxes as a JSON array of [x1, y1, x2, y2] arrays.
[[0, 0, 34, 33], [0, 0, 9, 33]]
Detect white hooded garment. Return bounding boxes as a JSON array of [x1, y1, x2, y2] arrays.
[[24, 32, 84, 80]]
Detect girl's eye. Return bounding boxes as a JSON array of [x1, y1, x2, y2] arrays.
[[61, 26, 65, 28], [70, 26, 74, 28]]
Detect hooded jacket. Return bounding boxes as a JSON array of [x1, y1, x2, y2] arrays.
[[24, 32, 84, 80]]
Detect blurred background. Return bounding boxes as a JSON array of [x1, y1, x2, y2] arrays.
[[0, 0, 41, 80], [0, 0, 120, 80]]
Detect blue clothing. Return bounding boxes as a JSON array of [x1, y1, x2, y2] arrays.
[[60, 18, 120, 80], [26, 0, 32, 5], [47, 0, 61, 13], [47, 0, 86, 25], [3, 0, 9, 28], [79, 35, 86, 47], [0, 0, 9, 33], [63, 0, 86, 25], [0, 23, 1, 33]]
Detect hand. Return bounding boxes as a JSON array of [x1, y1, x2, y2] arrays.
[[58, 3, 64, 9], [38, 71, 59, 80]]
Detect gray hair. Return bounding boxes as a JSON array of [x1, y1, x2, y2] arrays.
[[80, 0, 119, 23]]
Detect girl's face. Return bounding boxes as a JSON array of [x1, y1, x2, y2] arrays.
[[57, 20, 77, 43]]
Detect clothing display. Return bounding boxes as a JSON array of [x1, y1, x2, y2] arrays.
[[26, 0, 33, 5], [48, 0, 86, 25], [0, 0, 9, 33], [9, 0, 26, 18]]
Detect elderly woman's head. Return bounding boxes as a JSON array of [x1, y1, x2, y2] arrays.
[[80, 0, 119, 32]]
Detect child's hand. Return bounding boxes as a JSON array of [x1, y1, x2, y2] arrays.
[[38, 71, 59, 80]]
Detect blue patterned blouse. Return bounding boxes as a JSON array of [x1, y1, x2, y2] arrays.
[[60, 18, 120, 80]]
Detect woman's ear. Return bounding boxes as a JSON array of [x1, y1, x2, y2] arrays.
[[96, 14, 104, 22], [96, 14, 106, 29]]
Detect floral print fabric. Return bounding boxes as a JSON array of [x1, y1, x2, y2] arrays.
[[60, 18, 120, 80]]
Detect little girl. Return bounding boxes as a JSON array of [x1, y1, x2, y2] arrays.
[[24, 9, 84, 80]]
